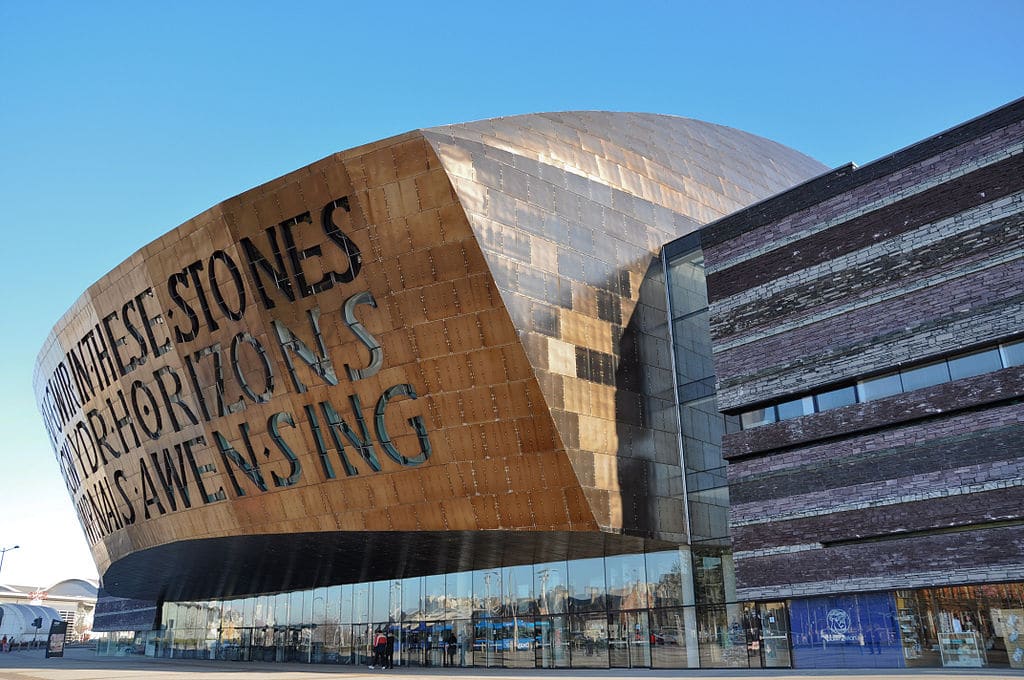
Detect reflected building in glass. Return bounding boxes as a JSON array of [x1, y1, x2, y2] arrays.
[[37, 99, 1024, 670]]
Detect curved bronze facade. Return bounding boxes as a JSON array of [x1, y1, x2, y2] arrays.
[[34, 113, 825, 601]]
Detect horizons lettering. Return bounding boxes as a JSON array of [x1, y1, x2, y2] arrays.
[[38, 194, 433, 546]]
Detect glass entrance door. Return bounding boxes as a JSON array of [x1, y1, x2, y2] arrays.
[[609, 610, 651, 668], [536, 615, 570, 668], [758, 602, 791, 668]]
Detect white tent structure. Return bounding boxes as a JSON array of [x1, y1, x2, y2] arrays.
[[0, 603, 61, 645]]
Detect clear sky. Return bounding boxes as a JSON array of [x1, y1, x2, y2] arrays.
[[0, 0, 1020, 589]]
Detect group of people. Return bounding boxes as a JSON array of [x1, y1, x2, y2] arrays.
[[0, 635, 14, 652], [368, 629, 395, 669], [368, 630, 461, 669]]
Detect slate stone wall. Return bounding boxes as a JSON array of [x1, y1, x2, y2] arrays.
[[699, 98, 1024, 601]]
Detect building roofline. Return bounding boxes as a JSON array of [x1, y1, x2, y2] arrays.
[[698, 96, 1024, 248]]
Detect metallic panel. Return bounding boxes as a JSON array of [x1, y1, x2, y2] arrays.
[[34, 113, 824, 600]]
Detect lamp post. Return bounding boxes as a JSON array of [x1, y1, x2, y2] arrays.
[[308, 596, 324, 664], [0, 545, 19, 579], [390, 581, 402, 666]]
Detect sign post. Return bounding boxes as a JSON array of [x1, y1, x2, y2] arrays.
[[45, 620, 68, 659]]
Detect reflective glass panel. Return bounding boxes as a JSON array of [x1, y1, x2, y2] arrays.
[[535, 615, 570, 668], [242, 596, 255, 627], [568, 557, 607, 614], [900, 360, 951, 392], [311, 588, 327, 627], [338, 584, 353, 624], [646, 550, 691, 608], [325, 585, 342, 625], [288, 590, 306, 625], [352, 583, 370, 624], [1001, 339, 1024, 367], [608, 609, 650, 668], [424, 574, 445, 620], [667, 250, 708, 317], [474, 569, 502, 616], [696, 604, 749, 668], [650, 607, 694, 668], [569, 612, 609, 667], [446, 571, 472, 619], [740, 408, 776, 429], [274, 592, 289, 627], [605, 553, 649, 611], [254, 595, 271, 628], [949, 347, 1003, 380], [776, 396, 815, 420], [535, 561, 568, 615], [502, 564, 535, 618], [402, 576, 422, 620], [857, 373, 903, 401], [370, 580, 390, 622], [815, 385, 857, 411]]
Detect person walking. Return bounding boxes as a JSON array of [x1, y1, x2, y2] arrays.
[[370, 628, 387, 669], [385, 631, 395, 669], [445, 632, 457, 667], [0, 636, 7, 653]]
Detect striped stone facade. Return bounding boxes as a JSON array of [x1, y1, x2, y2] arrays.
[[700, 98, 1024, 601]]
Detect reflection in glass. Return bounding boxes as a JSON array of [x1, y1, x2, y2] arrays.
[[857, 373, 902, 401], [608, 609, 650, 668], [815, 385, 857, 412], [568, 557, 607, 613], [646, 550, 691, 608], [606, 553, 649, 611], [900, 360, 950, 392], [324, 585, 342, 625], [1002, 339, 1024, 366], [338, 584, 353, 624], [352, 584, 369, 624], [505, 616, 535, 668], [758, 601, 791, 668], [447, 571, 472, 620], [288, 590, 306, 625], [401, 576, 422, 620], [370, 580, 390, 623], [424, 574, 445, 620], [650, 607, 693, 668], [570, 612, 608, 667], [502, 564, 535, 617], [949, 347, 1002, 380], [535, 561, 568, 615], [536, 615, 570, 668], [697, 604, 750, 668], [776, 396, 814, 421], [741, 407, 776, 428]]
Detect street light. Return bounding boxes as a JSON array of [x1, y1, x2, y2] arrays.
[[0, 545, 19, 579], [308, 595, 324, 664]]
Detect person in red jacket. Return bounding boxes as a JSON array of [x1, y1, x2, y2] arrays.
[[370, 629, 387, 669]]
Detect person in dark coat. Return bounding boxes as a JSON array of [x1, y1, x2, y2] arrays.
[[385, 632, 395, 669]]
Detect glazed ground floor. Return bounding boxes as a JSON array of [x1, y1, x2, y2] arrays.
[[96, 549, 1024, 670]]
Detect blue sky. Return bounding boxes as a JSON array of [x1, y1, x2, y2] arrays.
[[0, 0, 1020, 587]]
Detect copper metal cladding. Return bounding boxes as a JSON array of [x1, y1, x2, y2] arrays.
[[34, 113, 824, 600]]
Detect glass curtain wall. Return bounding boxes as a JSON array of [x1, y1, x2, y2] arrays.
[[664, 237, 750, 668], [145, 550, 722, 669]]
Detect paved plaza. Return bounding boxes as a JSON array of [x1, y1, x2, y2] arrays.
[[0, 648, 1022, 680]]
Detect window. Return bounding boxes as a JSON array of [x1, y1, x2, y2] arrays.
[[999, 339, 1024, 367], [948, 348, 1002, 380], [857, 373, 902, 402], [737, 340, 1016, 431], [776, 396, 814, 421], [899, 360, 950, 392], [740, 407, 776, 429], [815, 385, 857, 412]]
